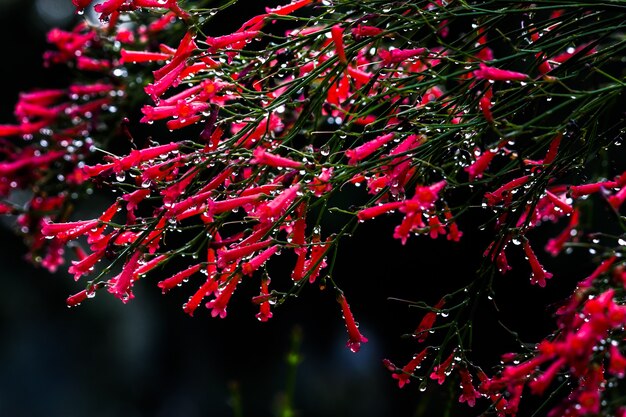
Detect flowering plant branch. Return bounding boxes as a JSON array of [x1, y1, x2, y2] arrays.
[[1, 0, 626, 415]]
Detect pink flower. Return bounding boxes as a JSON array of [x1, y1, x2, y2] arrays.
[[345, 133, 395, 165], [545, 208, 579, 256], [390, 348, 429, 388], [107, 251, 143, 303], [351, 25, 383, 38], [473, 64, 529, 82], [523, 240, 553, 287], [338, 294, 368, 353], [251, 147, 303, 169], [254, 184, 301, 223], [458, 368, 482, 407], [254, 278, 273, 322], [68, 249, 105, 281], [379, 48, 427, 65], [206, 31, 259, 50], [241, 245, 279, 276], [529, 358, 566, 395], [330, 25, 347, 64], [183, 249, 219, 316], [206, 274, 241, 318], [484, 175, 531, 206], [478, 91, 494, 123], [217, 239, 273, 268], [414, 298, 445, 342], [66, 288, 92, 307], [157, 264, 202, 294], [357, 201, 404, 221], [430, 351, 456, 385]]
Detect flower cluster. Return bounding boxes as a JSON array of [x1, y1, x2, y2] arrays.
[[1, 0, 625, 415]]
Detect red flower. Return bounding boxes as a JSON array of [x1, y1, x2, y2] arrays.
[[545, 208, 579, 256], [251, 147, 303, 169], [473, 64, 529, 82], [67, 288, 92, 307], [345, 132, 395, 165], [241, 245, 279, 276], [157, 264, 202, 294], [484, 175, 531, 206], [430, 351, 456, 385], [330, 25, 347, 64], [414, 298, 445, 342], [523, 240, 553, 287], [337, 294, 368, 353], [357, 201, 404, 221], [107, 250, 143, 303], [206, 31, 259, 51], [379, 48, 427, 65], [217, 239, 273, 268], [351, 25, 383, 38], [206, 273, 241, 318], [609, 345, 626, 377], [388, 348, 429, 388], [254, 277, 273, 322], [478, 87, 494, 123], [458, 368, 482, 407]]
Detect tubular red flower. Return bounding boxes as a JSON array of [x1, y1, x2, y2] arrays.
[[379, 48, 427, 65], [157, 264, 202, 294], [241, 245, 279, 276], [351, 25, 383, 38], [123, 189, 150, 212], [543, 133, 563, 165], [414, 298, 445, 342], [545, 209, 579, 256], [206, 274, 241, 318], [121, 50, 172, 65], [484, 175, 531, 206], [330, 25, 347, 64], [338, 294, 368, 353], [206, 31, 259, 50], [68, 249, 105, 280], [529, 358, 566, 395], [217, 239, 273, 268], [523, 240, 553, 287], [545, 191, 574, 214], [42, 219, 99, 242], [473, 63, 529, 81], [357, 201, 404, 221], [569, 180, 618, 198], [608, 187, 626, 210], [183, 248, 219, 316], [458, 368, 481, 407], [345, 132, 395, 164], [66, 288, 94, 307], [303, 237, 330, 283], [251, 147, 303, 169], [478, 87, 493, 123], [107, 250, 143, 303], [254, 278, 273, 322], [391, 348, 429, 388], [578, 255, 617, 289], [430, 351, 456, 385], [254, 184, 301, 223], [133, 254, 169, 280]]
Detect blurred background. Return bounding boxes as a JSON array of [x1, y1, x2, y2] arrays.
[[0, 1, 592, 416]]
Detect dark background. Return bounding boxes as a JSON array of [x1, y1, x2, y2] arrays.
[[0, 1, 593, 416]]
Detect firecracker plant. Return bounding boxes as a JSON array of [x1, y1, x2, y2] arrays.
[[1, 0, 626, 415]]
